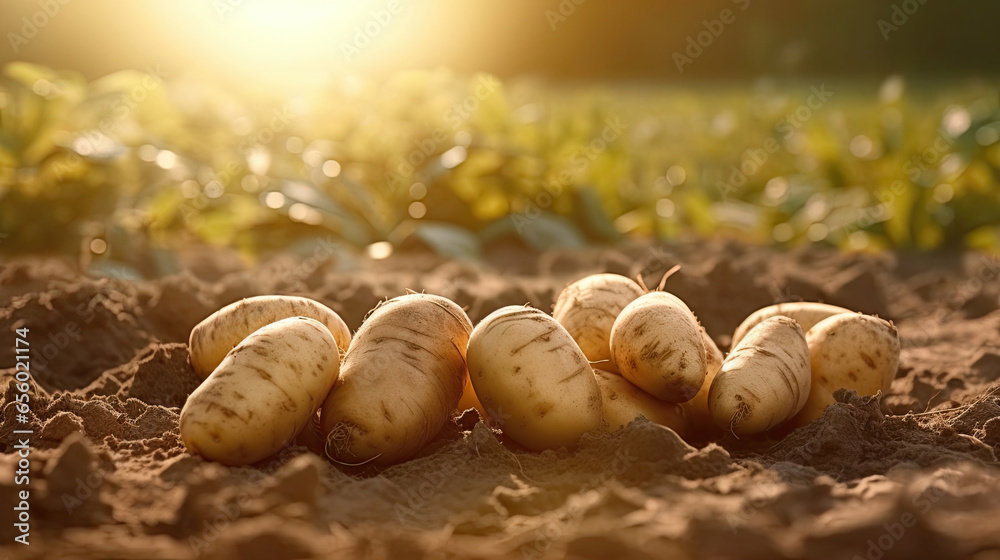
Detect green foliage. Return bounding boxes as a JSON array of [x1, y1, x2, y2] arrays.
[[1, 63, 999, 271]]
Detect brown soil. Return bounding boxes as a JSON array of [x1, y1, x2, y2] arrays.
[[1, 240, 999, 560]]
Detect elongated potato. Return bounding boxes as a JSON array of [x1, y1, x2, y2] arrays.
[[791, 314, 900, 425], [731, 302, 851, 349], [467, 306, 603, 451], [594, 369, 685, 436], [180, 317, 340, 465], [680, 327, 725, 431], [320, 294, 472, 466], [189, 296, 351, 378], [709, 316, 811, 435], [552, 274, 645, 373], [609, 292, 706, 403]]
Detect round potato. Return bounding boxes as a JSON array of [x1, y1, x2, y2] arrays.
[[189, 295, 351, 378], [320, 294, 472, 466], [552, 274, 645, 373], [594, 369, 685, 436], [467, 306, 603, 451], [731, 302, 851, 349], [180, 317, 340, 465], [791, 313, 900, 425], [708, 316, 811, 435], [610, 292, 706, 403]]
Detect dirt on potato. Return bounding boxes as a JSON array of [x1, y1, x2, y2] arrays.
[[1, 240, 999, 560]]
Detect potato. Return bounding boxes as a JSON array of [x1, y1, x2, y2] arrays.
[[466, 306, 603, 451], [319, 294, 472, 466], [731, 302, 850, 349], [609, 292, 706, 403], [189, 295, 351, 378], [180, 317, 340, 465], [594, 369, 686, 436], [552, 274, 645, 373], [708, 316, 811, 435], [791, 314, 900, 425], [680, 327, 725, 431]]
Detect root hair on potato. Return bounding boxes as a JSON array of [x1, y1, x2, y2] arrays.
[[323, 421, 382, 466], [729, 399, 751, 439]]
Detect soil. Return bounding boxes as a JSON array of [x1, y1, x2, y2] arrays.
[[1, 239, 999, 560]]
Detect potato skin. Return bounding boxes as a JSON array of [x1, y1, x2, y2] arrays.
[[319, 294, 472, 466], [680, 327, 725, 431], [552, 274, 644, 373], [731, 302, 850, 350], [594, 369, 685, 436], [610, 292, 706, 403], [189, 296, 351, 378], [791, 314, 900, 425], [709, 316, 811, 435], [180, 317, 340, 465], [467, 306, 603, 451]]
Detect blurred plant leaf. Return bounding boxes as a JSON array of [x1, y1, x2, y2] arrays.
[[2, 62, 1000, 257], [412, 221, 482, 260], [574, 185, 623, 242], [482, 212, 587, 250]]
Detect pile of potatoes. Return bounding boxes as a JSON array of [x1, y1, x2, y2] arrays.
[[179, 274, 899, 467]]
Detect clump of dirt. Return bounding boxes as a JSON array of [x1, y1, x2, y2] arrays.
[[760, 390, 997, 480], [1, 379, 184, 456], [0, 280, 155, 390], [83, 343, 201, 408]]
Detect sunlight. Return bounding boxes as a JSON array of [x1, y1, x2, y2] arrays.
[[238, 0, 344, 28], [149, 0, 416, 91]]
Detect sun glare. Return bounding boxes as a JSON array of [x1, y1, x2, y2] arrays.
[[239, 0, 343, 28], [149, 0, 418, 91]]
